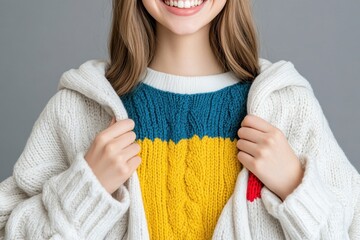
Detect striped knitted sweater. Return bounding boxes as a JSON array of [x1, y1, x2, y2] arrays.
[[121, 67, 252, 239], [0, 58, 359, 240]]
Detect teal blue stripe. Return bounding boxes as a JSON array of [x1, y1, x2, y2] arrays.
[[121, 81, 251, 144]]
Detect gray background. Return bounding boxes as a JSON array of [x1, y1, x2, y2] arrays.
[[0, 0, 359, 182]]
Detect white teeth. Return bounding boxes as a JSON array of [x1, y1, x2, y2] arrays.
[[164, 0, 204, 8], [185, 1, 190, 8]]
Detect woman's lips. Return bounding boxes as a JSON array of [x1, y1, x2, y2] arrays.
[[160, 0, 207, 16]]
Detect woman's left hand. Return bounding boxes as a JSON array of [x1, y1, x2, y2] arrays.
[[236, 114, 305, 202]]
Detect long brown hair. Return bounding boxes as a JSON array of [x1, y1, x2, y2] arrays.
[[105, 0, 261, 96]]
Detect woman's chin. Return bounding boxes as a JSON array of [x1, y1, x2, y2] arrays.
[[158, 20, 207, 36]]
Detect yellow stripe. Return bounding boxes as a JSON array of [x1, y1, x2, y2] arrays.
[[136, 135, 242, 239]]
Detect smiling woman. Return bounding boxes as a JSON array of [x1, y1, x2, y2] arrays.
[[1, 0, 359, 239]]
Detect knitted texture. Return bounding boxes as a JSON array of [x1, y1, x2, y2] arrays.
[[121, 80, 251, 239], [0, 58, 359, 240]]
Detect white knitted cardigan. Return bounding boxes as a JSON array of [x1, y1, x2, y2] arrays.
[[0, 58, 359, 240]]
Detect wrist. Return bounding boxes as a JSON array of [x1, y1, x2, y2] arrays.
[[278, 165, 305, 201]]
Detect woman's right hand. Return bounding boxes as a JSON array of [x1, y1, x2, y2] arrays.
[[84, 116, 142, 194]]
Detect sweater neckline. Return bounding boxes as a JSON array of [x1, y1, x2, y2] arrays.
[[140, 67, 240, 94]]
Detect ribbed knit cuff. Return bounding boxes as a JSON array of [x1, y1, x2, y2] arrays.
[[261, 154, 338, 239], [42, 151, 130, 240]]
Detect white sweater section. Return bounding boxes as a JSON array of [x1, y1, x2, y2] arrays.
[[0, 58, 359, 240], [143, 66, 240, 93]]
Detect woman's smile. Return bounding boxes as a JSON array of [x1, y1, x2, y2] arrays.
[[160, 0, 208, 16], [163, 0, 205, 8]]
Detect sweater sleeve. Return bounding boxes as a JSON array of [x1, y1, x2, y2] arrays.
[[260, 87, 360, 240], [0, 90, 131, 240]]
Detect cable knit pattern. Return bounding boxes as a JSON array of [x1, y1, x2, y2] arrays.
[[0, 58, 359, 240], [120, 78, 250, 239]]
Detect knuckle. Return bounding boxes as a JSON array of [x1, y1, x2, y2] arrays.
[[95, 132, 107, 145], [264, 136, 275, 146], [134, 155, 142, 165], [130, 131, 137, 140], [236, 139, 242, 149], [237, 150, 245, 160], [124, 131, 135, 141], [254, 147, 262, 156], [134, 142, 141, 152], [137, 157, 142, 166], [104, 142, 115, 155], [257, 148, 268, 159], [237, 128, 243, 137], [117, 153, 126, 163]]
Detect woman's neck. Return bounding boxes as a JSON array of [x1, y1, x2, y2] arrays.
[[148, 22, 225, 76]]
